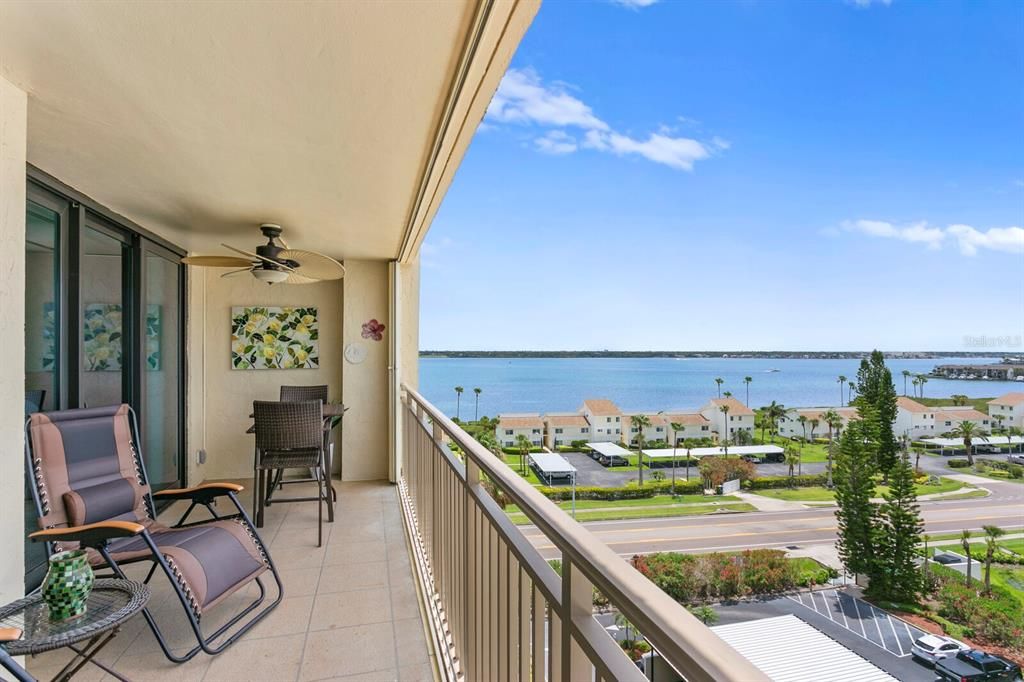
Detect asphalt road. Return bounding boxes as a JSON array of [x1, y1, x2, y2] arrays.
[[525, 480, 1024, 559]]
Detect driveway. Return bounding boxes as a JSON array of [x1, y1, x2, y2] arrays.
[[559, 452, 635, 487]]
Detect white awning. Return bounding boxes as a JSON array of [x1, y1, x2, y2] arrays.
[[922, 435, 1023, 447], [712, 615, 897, 682], [585, 442, 632, 458], [643, 445, 785, 459], [529, 453, 576, 475]]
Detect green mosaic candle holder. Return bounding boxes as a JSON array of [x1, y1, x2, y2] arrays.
[[41, 549, 95, 621]]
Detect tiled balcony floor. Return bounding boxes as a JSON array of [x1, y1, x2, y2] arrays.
[[26, 480, 436, 682]]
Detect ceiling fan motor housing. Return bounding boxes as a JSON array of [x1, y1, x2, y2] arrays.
[[256, 224, 298, 269]]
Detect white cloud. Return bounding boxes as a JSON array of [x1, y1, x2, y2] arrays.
[[610, 0, 659, 8], [847, 0, 892, 7], [534, 130, 578, 155], [486, 68, 607, 131], [584, 130, 709, 171], [487, 68, 722, 172], [838, 219, 1024, 256], [947, 224, 1024, 256]]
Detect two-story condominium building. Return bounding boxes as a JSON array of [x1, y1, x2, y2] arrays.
[[581, 398, 624, 442], [894, 396, 937, 439], [934, 407, 994, 434], [544, 412, 591, 448], [496, 414, 545, 448], [989, 392, 1024, 429], [625, 412, 670, 445], [778, 407, 859, 440], [701, 397, 755, 442], [663, 412, 713, 442]]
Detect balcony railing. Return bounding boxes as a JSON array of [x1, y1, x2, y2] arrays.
[[398, 385, 767, 682]]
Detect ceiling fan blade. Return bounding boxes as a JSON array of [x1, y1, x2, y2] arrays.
[[182, 255, 255, 268], [278, 249, 345, 280], [283, 272, 322, 285], [221, 243, 296, 273], [220, 267, 253, 278]]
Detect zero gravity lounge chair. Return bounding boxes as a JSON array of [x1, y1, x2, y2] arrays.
[[25, 404, 283, 663]]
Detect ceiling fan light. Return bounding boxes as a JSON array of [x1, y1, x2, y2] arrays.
[[252, 268, 289, 285]]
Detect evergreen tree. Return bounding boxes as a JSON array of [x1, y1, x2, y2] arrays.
[[854, 350, 900, 480], [873, 450, 923, 601], [833, 417, 879, 579]]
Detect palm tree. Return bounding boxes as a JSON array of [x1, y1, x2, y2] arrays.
[[952, 420, 987, 466], [951, 394, 968, 407], [1009, 426, 1023, 453], [901, 369, 911, 396], [515, 433, 531, 476], [454, 386, 464, 420], [632, 414, 651, 485], [715, 377, 724, 398], [718, 405, 730, 456], [837, 375, 847, 406], [797, 414, 808, 446], [847, 382, 857, 403], [916, 374, 928, 398], [723, 390, 733, 399], [743, 376, 753, 406], [473, 387, 482, 420], [764, 401, 786, 443], [983, 525, 1005, 594], [960, 529, 973, 586], [785, 443, 800, 487], [670, 421, 684, 492], [911, 377, 920, 398], [809, 418, 819, 444]]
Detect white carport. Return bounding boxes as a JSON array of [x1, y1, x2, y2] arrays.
[[921, 435, 1023, 454], [585, 441, 632, 464], [643, 445, 785, 460], [712, 615, 897, 682]]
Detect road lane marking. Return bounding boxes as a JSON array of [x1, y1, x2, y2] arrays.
[[886, 609, 904, 656], [852, 595, 869, 639]]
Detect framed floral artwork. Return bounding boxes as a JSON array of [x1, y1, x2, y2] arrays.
[[78, 303, 161, 371], [231, 306, 319, 370]]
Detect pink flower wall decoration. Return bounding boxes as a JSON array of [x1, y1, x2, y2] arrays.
[[361, 318, 385, 341]]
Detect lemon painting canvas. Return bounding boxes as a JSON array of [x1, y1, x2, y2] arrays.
[[231, 306, 319, 370]]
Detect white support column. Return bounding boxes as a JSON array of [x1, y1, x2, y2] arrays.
[[0, 75, 27, 605]]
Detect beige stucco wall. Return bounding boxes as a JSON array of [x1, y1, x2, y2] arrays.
[[1, 76, 27, 605], [341, 260, 390, 481], [190, 269, 344, 480]]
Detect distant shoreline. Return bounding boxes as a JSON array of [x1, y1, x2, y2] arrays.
[[420, 351, 1008, 360]]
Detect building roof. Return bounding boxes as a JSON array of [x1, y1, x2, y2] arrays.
[[624, 413, 669, 427], [990, 392, 1024, 406], [663, 413, 709, 426], [897, 396, 929, 413], [585, 442, 632, 458], [544, 414, 589, 428], [581, 399, 622, 416], [529, 453, 575, 475], [707, 397, 754, 416], [712, 615, 897, 682], [643, 445, 784, 459], [497, 414, 544, 429], [934, 408, 989, 421]]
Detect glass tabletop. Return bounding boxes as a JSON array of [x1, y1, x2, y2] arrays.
[[0, 579, 149, 654]]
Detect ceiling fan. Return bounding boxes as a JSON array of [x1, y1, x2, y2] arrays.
[[182, 224, 345, 285]]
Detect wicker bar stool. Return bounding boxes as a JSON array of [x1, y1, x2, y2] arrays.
[[268, 385, 338, 516], [253, 400, 329, 546]]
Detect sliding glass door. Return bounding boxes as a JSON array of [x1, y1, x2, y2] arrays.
[[23, 173, 187, 586]]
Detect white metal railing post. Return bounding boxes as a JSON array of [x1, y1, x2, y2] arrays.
[[563, 559, 594, 681]]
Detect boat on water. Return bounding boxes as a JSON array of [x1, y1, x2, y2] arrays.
[[766, 368, 781, 373]]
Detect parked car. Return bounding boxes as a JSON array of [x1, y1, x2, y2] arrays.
[[761, 451, 785, 463], [934, 650, 1021, 681], [740, 454, 763, 464], [1008, 453, 1024, 466], [599, 455, 628, 467], [909, 634, 968, 665]]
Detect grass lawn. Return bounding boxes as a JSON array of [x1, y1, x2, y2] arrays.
[[936, 489, 990, 500], [500, 455, 544, 485], [991, 566, 1024, 607], [506, 502, 755, 525], [754, 435, 831, 463], [753, 477, 968, 503], [962, 468, 1024, 485], [506, 494, 739, 515], [1000, 539, 1024, 555]]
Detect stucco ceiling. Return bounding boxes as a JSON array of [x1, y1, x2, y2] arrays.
[[0, 1, 535, 261]]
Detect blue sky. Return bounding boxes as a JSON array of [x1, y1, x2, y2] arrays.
[[420, 0, 1024, 352]]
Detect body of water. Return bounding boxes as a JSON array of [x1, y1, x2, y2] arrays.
[[419, 356, 1021, 419]]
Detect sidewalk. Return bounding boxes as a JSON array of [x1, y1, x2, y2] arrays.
[[734, 491, 808, 512]]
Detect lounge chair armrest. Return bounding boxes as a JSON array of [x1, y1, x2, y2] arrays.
[[29, 520, 145, 547], [0, 628, 22, 643], [153, 482, 244, 503]]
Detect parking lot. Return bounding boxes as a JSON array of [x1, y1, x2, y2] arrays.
[[714, 589, 935, 681]]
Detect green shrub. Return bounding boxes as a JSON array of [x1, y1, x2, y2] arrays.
[[537, 479, 705, 501], [947, 458, 970, 468], [988, 470, 1011, 478], [743, 473, 828, 490]]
